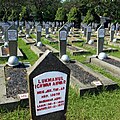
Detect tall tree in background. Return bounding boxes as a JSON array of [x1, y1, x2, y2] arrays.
[[55, 7, 67, 21], [67, 7, 81, 22]]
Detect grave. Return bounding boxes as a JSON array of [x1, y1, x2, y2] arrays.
[[67, 44, 89, 55], [0, 24, 23, 58], [86, 24, 92, 43], [59, 26, 67, 57], [18, 21, 25, 37], [46, 37, 58, 44], [36, 23, 42, 43], [89, 55, 120, 78], [30, 44, 59, 57], [7, 24, 18, 56], [97, 24, 105, 55], [22, 22, 36, 44], [27, 50, 70, 120], [0, 60, 31, 110], [68, 37, 84, 43], [66, 60, 118, 96], [110, 23, 115, 42]]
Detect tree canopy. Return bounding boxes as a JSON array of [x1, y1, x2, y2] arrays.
[[0, 0, 120, 23]]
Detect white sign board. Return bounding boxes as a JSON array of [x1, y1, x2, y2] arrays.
[[37, 26, 42, 32], [98, 29, 104, 38], [33, 71, 67, 116], [60, 30, 67, 40], [8, 30, 17, 41]]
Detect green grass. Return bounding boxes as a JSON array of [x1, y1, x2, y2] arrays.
[[18, 38, 38, 65]]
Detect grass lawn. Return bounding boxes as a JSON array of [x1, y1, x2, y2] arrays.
[[0, 35, 120, 120]]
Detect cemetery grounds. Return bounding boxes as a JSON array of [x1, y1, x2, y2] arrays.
[[0, 29, 120, 120]]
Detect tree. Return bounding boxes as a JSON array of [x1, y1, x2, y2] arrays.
[[83, 10, 94, 24], [67, 7, 81, 22], [55, 7, 67, 21]]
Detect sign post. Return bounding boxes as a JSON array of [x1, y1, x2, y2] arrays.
[[28, 50, 70, 120], [97, 25, 105, 55]]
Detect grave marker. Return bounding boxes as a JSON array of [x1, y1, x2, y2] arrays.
[[56, 22, 59, 31], [51, 22, 55, 33], [26, 22, 30, 37], [86, 24, 92, 43], [83, 24, 87, 37], [2, 22, 10, 42], [19, 21, 23, 33], [27, 50, 70, 120], [115, 23, 119, 35], [110, 23, 115, 42], [97, 25, 105, 55], [36, 23, 42, 43], [45, 23, 49, 35], [7, 24, 18, 56], [59, 27, 67, 57]]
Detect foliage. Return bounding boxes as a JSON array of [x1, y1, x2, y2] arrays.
[[83, 9, 100, 24], [55, 7, 67, 21], [67, 7, 81, 22], [83, 10, 93, 24]]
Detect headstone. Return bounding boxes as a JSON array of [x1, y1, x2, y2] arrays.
[[110, 23, 115, 42], [19, 21, 23, 33], [27, 50, 70, 120], [94, 23, 98, 31], [59, 27, 67, 57], [42, 21, 45, 29], [2, 22, 10, 42], [86, 24, 92, 43], [56, 22, 59, 31], [7, 24, 18, 56], [115, 23, 119, 35], [100, 16, 106, 25], [25, 22, 30, 38], [36, 23, 42, 43], [63, 25, 68, 36], [51, 22, 55, 33], [83, 24, 87, 37], [108, 23, 111, 31], [45, 23, 49, 35], [97, 25, 105, 55]]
